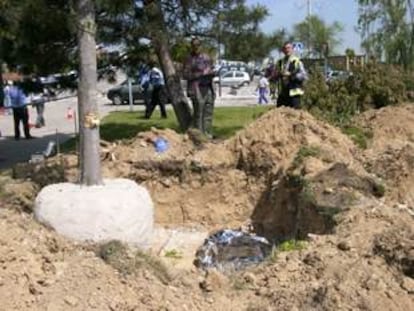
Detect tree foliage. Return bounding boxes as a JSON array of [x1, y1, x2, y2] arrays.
[[213, 3, 284, 61], [293, 15, 343, 57], [357, 0, 414, 69], [303, 63, 408, 127]]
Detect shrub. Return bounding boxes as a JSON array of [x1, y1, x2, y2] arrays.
[[303, 63, 409, 127]]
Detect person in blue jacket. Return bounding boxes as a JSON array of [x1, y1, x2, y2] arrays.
[[9, 82, 33, 140]]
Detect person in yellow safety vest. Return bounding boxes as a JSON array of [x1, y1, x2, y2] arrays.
[[275, 41, 308, 109]]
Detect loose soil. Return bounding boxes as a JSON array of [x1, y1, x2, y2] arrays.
[[1, 105, 414, 310]]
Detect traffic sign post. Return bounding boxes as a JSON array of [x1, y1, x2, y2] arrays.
[[292, 42, 304, 55]]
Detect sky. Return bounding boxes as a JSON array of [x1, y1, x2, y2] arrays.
[[246, 0, 362, 54]]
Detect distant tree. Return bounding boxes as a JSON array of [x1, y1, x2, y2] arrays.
[[6, 0, 75, 75], [345, 48, 356, 58], [213, 3, 284, 62], [357, 0, 414, 70], [0, 0, 21, 101], [293, 15, 343, 58]]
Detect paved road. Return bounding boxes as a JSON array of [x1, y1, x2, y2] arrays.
[[0, 82, 259, 170]]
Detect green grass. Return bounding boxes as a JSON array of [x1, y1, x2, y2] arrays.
[[100, 106, 272, 142], [268, 239, 308, 262], [342, 126, 373, 149], [164, 249, 183, 259], [292, 145, 321, 167], [277, 239, 308, 252], [60, 106, 272, 151], [98, 240, 171, 284]]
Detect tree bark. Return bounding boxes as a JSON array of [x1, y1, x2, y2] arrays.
[[76, 0, 102, 185], [143, 0, 192, 131]]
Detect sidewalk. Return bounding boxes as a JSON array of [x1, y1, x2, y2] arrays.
[[0, 94, 131, 170]]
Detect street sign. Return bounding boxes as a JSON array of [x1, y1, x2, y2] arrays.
[[292, 42, 304, 53]]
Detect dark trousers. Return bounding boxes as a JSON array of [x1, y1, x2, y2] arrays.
[[145, 85, 167, 119], [12, 107, 31, 139], [277, 91, 301, 109], [191, 86, 215, 136], [34, 102, 45, 127]]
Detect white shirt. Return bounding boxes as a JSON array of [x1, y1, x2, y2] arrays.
[[258, 76, 269, 88]]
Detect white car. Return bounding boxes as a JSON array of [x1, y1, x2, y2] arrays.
[[213, 71, 250, 87]]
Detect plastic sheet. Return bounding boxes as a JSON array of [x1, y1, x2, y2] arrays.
[[195, 229, 271, 271]]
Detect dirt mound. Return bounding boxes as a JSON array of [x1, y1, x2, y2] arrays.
[[229, 108, 363, 175], [2, 105, 414, 310], [355, 103, 414, 153], [242, 201, 414, 311], [355, 104, 414, 207]]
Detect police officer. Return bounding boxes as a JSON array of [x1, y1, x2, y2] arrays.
[[183, 37, 215, 137], [9, 81, 33, 140], [276, 41, 308, 109]]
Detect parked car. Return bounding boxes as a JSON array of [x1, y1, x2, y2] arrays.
[[107, 79, 145, 105], [213, 71, 250, 87], [107, 79, 172, 105], [325, 70, 352, 83]]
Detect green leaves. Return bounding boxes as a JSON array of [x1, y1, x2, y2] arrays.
[[293, 15, 343, 57], [357, 0, 414, 70]]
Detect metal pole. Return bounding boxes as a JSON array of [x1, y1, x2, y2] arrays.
[[128, 78, 133, 111], [74, 109, 80, 175], [56, 128, 60, 155], [218, 0, 222, 98], [307, 0, 312, 57]]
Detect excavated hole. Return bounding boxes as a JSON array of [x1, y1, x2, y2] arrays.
[[250, 164, 379, 242], [251, 173, 337, 242]]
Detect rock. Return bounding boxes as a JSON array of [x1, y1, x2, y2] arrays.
[[401, 277, 414, 294], [303, 252, 323, 268], [337, 241, 351, 251], [323, 187, 334, 194], [200, 269, 228, 292], [34, 179, 153, 248], [64, 296, 79, 307], [243, 272, 257, 286], [160, 179, 172, 188], [28, 283, 42, 295], [255, 286, 271, 297]]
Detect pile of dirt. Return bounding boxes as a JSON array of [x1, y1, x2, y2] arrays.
[[228, 108, 363, 175], [2, 105, 414, 310], [355, 103, 414, 207]]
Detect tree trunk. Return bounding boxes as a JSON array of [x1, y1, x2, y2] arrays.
[[76, 0, 102, 185], [0, 60, 4, 106], [143, 0, 192, 131]]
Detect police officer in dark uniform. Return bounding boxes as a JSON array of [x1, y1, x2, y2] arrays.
[[145, 61, 167, 119], [275, 41, 308, 109]]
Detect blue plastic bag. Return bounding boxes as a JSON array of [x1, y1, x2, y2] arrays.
[[154, 137, 169, 153]]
